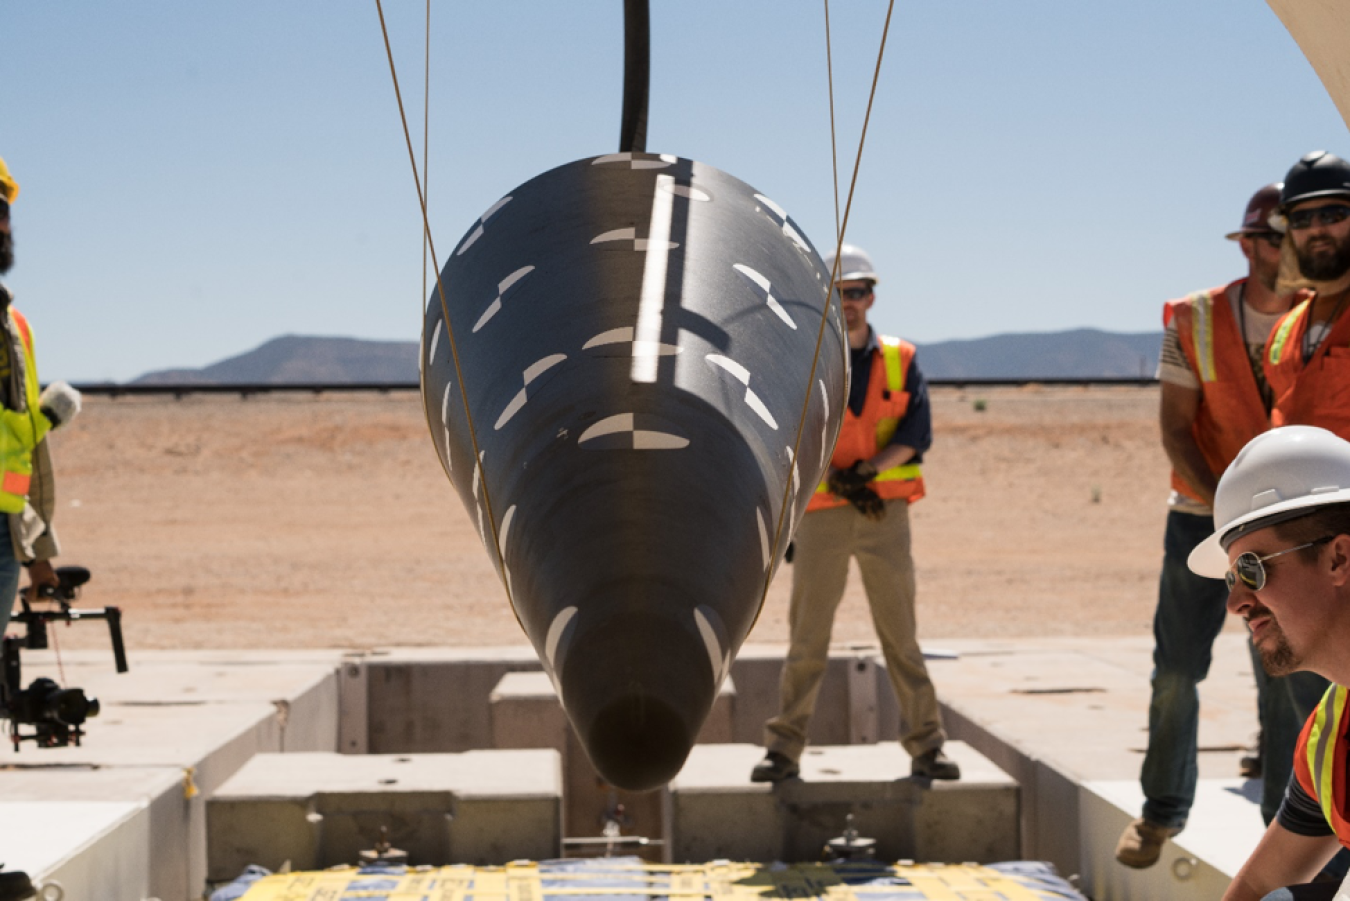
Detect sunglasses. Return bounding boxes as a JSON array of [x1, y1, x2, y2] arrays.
[[839, 287, 873, 301], [1225, 535, 1334, 591], [1287, 204, 1350, 231], [0, 198, 8, 220], [1255, 231, 1283, 249]]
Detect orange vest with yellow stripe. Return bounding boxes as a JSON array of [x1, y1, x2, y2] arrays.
[[1295, 683, 1350, 849], [1163, 282, 1274, 503], [1266, 293, 1350, 442], [0, 307, 52, 513], [808, 335, 924, 512]]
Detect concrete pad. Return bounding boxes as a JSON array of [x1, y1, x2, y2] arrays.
[[923, 634, 1274, 901], [207, 749, 562, 878], [0, 650, 341, 901], [667, 742, 1017, 864], [1080, 780, 1262, 901]]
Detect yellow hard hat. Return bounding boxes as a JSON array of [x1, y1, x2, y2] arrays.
[[0, 157, 18, 203]]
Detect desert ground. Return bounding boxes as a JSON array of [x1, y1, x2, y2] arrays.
[[29, 384, 1238, 652]]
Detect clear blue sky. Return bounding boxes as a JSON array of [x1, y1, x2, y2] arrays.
[[2, 2, 1347, 383]]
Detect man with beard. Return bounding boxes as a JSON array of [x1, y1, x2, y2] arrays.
[[1116, 185, 1313, 869], [750, 244, 959, 785], [1192, 426, 1350, 900], [1266, 151, 1350, 440]]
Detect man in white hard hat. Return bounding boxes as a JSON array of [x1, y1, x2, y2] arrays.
[[1116, 185, 1317, 869], [1189, 426, 1350, 900], [750, 244, 959, 784]]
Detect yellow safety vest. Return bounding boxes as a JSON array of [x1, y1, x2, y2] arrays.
[[0, 308, 52, 513]]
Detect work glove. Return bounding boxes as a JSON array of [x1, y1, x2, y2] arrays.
[[39, 381, 81, 429], [826, 460, 878, 496], [845, 484, 887, 521]]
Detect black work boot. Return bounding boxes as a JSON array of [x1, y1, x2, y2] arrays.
[[750, 751, 800, 783], [911, 747, 961, 780]]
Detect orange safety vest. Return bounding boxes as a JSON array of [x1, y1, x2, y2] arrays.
[[0, 308, 52, 513], [1266, 293, 1350, 442], [1295, 684, 1350, 849], [1163, 281, 1274, 503], [808, 335, 924, 512]]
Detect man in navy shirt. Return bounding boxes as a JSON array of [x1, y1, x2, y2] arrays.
[[751, 244, 958, 783]]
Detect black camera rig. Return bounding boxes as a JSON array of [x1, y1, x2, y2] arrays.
[[0, 566, 129, 750]]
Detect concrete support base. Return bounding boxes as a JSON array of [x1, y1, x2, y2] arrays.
[[666, 742, 1018, 864], [206, 749, 563, 879]]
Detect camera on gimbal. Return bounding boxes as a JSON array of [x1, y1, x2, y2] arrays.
[[0, 565, 128, 750]]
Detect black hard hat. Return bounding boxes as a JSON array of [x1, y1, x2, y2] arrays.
[[1226, 183, 1283, 240], [1280, 151, 1350, 210]]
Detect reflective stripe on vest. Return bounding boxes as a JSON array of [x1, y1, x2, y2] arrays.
[[814, 337, 922, 496], [1268, 299, 1310, 368], [0, 308, 51, 513], [1307, 683, 1350, 831], [1188, 291, 1218, 383]]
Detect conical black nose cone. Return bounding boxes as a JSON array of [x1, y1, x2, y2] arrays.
[[586, 692, 691, 792]]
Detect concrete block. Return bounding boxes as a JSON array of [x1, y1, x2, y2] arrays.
[[667, 742, 1018, 864], [207, 750, 561, 878], [365, 649, 541, 753]]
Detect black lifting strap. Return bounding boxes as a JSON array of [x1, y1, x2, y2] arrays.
[[619, 0, 650, 153]]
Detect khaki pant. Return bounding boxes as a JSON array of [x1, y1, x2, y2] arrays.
[[764, 499, 946, 761]]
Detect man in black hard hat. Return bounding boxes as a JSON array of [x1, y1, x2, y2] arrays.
[[1265, 150, 1350, 442], [1115, 183, 1312, 869]]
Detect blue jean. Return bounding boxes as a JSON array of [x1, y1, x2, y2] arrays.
[[0, 516, 20, 639], [1142, 511, 1334, 830]]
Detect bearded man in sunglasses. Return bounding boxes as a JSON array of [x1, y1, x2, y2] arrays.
[[750, 244, 959, 785], [1117, 185, 1311, 869], [1266, 151, 1350, 442], [1189, 426, 1350, 901]]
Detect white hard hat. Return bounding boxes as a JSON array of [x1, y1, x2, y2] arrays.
[[1189, 426, 1350, 577], [823, 244, 879, 283]]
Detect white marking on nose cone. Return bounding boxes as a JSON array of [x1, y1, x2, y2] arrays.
[[592, 152, 677, 169], [754, 193, 787, 218], [660, 182, 711, 202], [585, 327, 635, 348], [756, 507, 770, 571], [584, 327, 682, 360], [499, 505, 517, 598], [500, 505, 516, 553], [546, 606, 579, 679], [456, 196, 513, 256], [733, 264, 796, 330], [473, 265, 535, 333], [694, 607, 726, 685], [752, 193, 810, 253], [472, 450, 484, 498], [633, 175, 676, 383], [441, 383, 454, 474], [785, 446, 800, 535], [591, 227, 679, 252], [818, 379, 829, 471], [706, 355, 779, 429], [578, 413, 691, 450], [428, 319, 443, 363], [496, 354, 568, 429]]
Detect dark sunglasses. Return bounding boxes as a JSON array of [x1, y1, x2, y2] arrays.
[[839, 287, 873, 301], [1225, 535, 1334, 591], [0, 198, 8, 220], [1255, 231, 1283, 249], [1287, 204, 1350, 231]]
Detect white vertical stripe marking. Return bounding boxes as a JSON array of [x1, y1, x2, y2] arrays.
[[632, 174, 676, 383]]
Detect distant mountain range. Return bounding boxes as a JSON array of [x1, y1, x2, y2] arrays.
[[130, 329, 1162, 385]]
